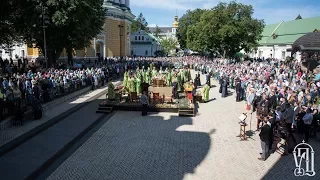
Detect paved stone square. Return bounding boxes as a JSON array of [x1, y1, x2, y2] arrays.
[[46, 74, 320, 180]]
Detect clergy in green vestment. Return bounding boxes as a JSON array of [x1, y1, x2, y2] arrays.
[[203, 84, 210, 102], [107, 82, 115, 100], [136, 76, 141, 93], [152, 67, 158, 77], [166, 70, 172, 86], [183, 69, 188, 83], [128, 77, 136, 92]]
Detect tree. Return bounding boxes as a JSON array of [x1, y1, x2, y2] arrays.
[[0, 0, 24, 48], [176, 9, 206, 49], [160, 38, 178, 55], [186, 1, 264, 57], [154, 25, 162, 37], [131, 13, 150, 33], [12, 0, 105, 66]]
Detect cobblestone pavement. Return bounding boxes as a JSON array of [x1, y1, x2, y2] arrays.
[[0, 81, 120, 148], [47, 73, 319, 180]]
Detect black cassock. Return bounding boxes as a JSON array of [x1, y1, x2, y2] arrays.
[[235, 81, 241, 102], [194, 77, 198, 89], [219, 78, 223, 93], [172, 82, 179, 99], [221, 79, 228, 98]]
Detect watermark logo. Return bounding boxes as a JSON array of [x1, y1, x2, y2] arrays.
[[293, 140, 316, 177]]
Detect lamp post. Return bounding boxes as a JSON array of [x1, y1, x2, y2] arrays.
[[118, 25, 124, 58], [41, 3, 48, 69]]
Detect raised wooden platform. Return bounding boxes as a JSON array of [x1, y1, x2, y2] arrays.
[[97, 92, 196, 116]]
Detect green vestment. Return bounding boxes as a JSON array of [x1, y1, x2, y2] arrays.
[[136, 77, 141, 93], [107, 82, 115, 100], [203, 84, 210, 101], [128, 77, 136, 92]]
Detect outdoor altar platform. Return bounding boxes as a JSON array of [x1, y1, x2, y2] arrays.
[[96, 92, 196, 117]]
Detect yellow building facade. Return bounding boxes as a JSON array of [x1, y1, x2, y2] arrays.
[[10, 1, 135, 61], [59, 0, 135, 60]]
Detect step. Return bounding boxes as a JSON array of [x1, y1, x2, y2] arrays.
[[98, 106, 113, 111], [179, 113, 194, 117], [178, 109, 194, 112], [96, 110, 112, 114]]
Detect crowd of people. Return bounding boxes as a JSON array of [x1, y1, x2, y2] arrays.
[[177, 56, 319, 161], [0, 57, 134, 123], [1, 56, 319, 162]]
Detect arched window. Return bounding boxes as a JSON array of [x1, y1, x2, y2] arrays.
[[142, 36, 144, 40], [135, 36, 137, 40], [138, 36, 141, 40], [145, 50, 148, 55]]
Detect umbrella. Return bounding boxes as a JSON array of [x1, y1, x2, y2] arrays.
[[314, 74, 320, 81]]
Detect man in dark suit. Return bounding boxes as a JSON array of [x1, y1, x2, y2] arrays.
[[268, 91, 277, 110], [259, 117, 272, 161]]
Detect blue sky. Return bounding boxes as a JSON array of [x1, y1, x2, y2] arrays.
[[130, 0, 320, 27]]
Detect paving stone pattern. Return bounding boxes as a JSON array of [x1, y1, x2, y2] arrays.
[[47, 73, 320, 180], [0, 81, 120, 148], [0, 94, 107, 180]]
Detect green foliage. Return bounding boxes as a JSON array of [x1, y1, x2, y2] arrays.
[[176, 9, 206, 49], [179, 1, 264, 57], [131, 13, 149, 33], [154, 25, 162, 38], [1, 0, 105, 65], [160, 38, 178, 54]]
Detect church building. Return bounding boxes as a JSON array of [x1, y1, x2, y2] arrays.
[[131, 30, 162, 57], [247, 16, 320, 61], [0, 0, 135, 63], [149, 15, 179, 41], [60, 0, 135, 59]]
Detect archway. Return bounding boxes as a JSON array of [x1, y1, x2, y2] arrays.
[[95, 40, 104, 59]]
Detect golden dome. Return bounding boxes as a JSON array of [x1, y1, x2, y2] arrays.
[[172, 15, 179, 28]]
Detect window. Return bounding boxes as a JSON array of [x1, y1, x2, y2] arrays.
[[138, 36, 141, 40], [142, 36, 144, 40], [0, 50, 2, 57], [145, 50, 148, 56], [135, 36, 137, 40], [282, 51, 285, 59]]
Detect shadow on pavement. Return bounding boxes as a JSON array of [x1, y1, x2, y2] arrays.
[[47, 112, 212, 180], [261, 138, 320, 180]]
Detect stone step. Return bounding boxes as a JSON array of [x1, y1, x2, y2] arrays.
[[98, 106, 113, 111], [96, 110, 112, 114]]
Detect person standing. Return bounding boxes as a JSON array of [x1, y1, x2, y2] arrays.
[[141, 91, 149, 116], [235, 78, 241, 102], [302, 108, 313, 143], [258, 117, 272, 161], [221, 77, 228, 98]]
